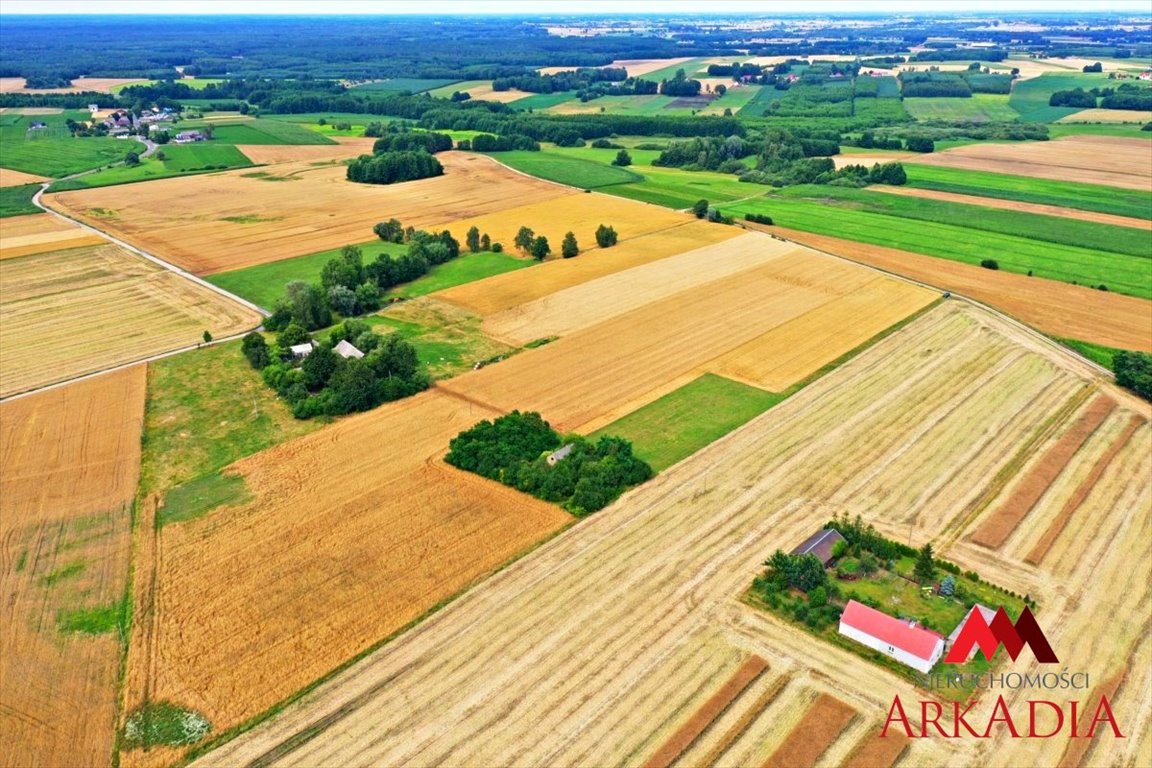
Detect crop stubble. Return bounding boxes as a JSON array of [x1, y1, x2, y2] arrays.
[[0, 243, 260, 397], [0, 213, 105, 259], [193, 302, 1151, 768], [0, 367, 145, 768]]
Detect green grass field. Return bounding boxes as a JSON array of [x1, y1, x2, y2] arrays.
[[1009, 72, 1110, 122], [511, 91, 578, 110], [549, 94, 676, 115], [1055, 337, 1128, 369], [0, 183, 40, 217], [0, 111, 137, 176], [588, 374, 783, 472], [48, 143, 253, 191], [732, 194, 1151, 298], [108, 77, 224, 94], [158, 472, 251, 527], [207, 241, 406, 310], [1047, 122, 1152, 139], [139, 340, 322, 497], [776, 184, 1152, 259], [904, 93, 1019, 122], [486, 150, 642, 188], [208, 119, 337, 145], [365, 306, 515, 380], [350, 78, 458, 93], [904, 165, 1152, 220], [387, 251, 535, 298]]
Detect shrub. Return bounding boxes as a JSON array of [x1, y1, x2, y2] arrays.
[[594, 224, 618, 248], [980, 259, 999, 270], [745, 213, 774, 225]]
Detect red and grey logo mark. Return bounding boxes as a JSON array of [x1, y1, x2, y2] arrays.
[[944, 606, 1058, 664]]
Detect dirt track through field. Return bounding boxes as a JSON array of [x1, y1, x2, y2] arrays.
[[192, 302, 1151, 768], [45, 152, 577, 274], [0, 367, 145, 768], [869, 184, 1152, 230], [756, 224, 1152, 352], [907, 135, 1152, 191]]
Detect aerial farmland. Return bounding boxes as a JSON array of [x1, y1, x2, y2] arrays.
[[0, 7, 1149, 768]]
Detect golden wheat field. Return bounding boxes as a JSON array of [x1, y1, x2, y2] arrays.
[[193, 302, 1151, 768], [0, 243, 260, 397], [118, 389, 570, 766], [233, 136, 376, 165], [0, 213, 105, 260], [0, 167, 48, 187], [907, 135, 1152, 191], [443, 242, 936, 433], [44, 153, 575, 274], [436, 220, 740, 317], [0, 367, 145, 768]]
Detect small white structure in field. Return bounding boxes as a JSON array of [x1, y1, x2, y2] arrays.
[[546, 444, 573, 466], [946, 604, 996, 661], [839, 599, 945, 674], [290, 342, 315, 360], [333, 339, 364, 359]]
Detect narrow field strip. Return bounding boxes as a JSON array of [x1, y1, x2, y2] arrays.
[[970, 394, 1116, 549], [1025, 414, 1147, 564], [642, 655, 768, 768], [693, 675, 789, 768], [843, 727, 909, 768], [761, 692, 857, 768]]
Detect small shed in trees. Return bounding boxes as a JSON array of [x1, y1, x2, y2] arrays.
[[290, 342, 315, 359], [333, 340, 364, 359], [790, 528, 847, 566], [546, 444, 573, 466]]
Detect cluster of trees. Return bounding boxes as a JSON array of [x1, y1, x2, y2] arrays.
[[445, 411, 653, 516], [346, 150, 444, 185], [1114, 351, 1152, 401], [1101, 84, 1152, 110], [573, 77, 659, 102], [706, 62, 766, 81], [653, 135, 755, 173], [242, 320, 429, 419], [658, 69, 703, 97], [900, 70, 973, 98], [1049, 88, 1099, 108], [492, 66, 627, 94], [753, 551, 842, 630], [854, 131, 906, 150], [370, 130, 453, 154], [459, 133, 541, 151], [911, 48, 1008, 62]]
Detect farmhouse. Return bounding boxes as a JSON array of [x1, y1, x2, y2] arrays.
[[546, 444, 574, 466], [173, 130, 205, 144], [333, 340, 364, 359], [790, 527, 847, 566], [838, 599, 945, 674], [290, 342, 315, 359], [946, 604, 996, 662]]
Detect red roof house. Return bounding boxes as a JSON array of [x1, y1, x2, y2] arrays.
[[838, 599, 945, 673]]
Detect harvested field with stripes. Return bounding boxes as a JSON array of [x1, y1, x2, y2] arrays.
[[0, 213, 104, 259], [234, 136, 376, 165], [759, 225, 1152, 352], [443, 241, 936, 433], [0, 243, 260, 397], [907, 135, 1152, 191], [119, 389, 569, 764], [44, 153, 575, 275], [762, 693, 856, 768], [0, 367, 145, 768], [436, 220, 739, 317], [192, 301, 1151, 768]]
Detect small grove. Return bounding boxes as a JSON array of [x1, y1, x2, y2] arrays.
[[346, 128, 453, 185], [241, 319, 429, 419], [445, 411, 652, 516]]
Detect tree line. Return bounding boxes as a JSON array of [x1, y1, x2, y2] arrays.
[[445, 411, 653, 516]]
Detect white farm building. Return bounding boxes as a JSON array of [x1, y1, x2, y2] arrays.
[[838, 599, 945, 674]]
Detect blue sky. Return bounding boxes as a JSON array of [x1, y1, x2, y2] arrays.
[[3, 0, 1150, 14]]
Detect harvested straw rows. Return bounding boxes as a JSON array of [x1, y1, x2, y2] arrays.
[[436, 220, 739, 317], [0, 213, 105, 260], [907, 135, 1152, 191], [193, 302, 1151, 768], [0, 243, 260, 397], [45, 152, 575, 274], [0, 367, 145, 768], [119, 389, 569, 755], [760, 225, 1152, 352], [443, 245, 935, 433]]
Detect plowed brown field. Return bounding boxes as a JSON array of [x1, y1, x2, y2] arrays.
[[443, 245, 935, 433], [436, 220, 739, 317], [44, 152, 576, 274], [193, 302, 1151, 768], [907, 135, 1152, 191], [0, 367, 145, 768], [0, 243, 260, 397], [119, 389, 569, 761], [0, 213, 105, 259], [758, 225, 1152, 352]]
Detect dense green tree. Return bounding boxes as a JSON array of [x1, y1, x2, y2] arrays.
[[561, 231, 579, 259], [530, 235, 551, 261], [354, 282, 381, 313], [692, 199, 710, 218], [514, 226, 536, 254], [1114, 351, 1152, 401], [611, 149, 632, 167], [480, 233, 491, 251], [466, 225, 481, 253], [277, 322, 310, 348], [301, 344, 339, 390], [914, 543, 936, 583], [373, 218, 404, 243], [279, 280, 331, 330], [320, 245, 364, 291], [594, 224, 618, 248], [327, 285, 358, 316], [241, 331, 270, 369]]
